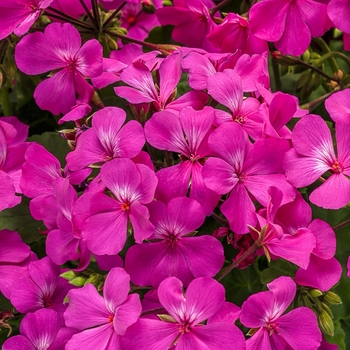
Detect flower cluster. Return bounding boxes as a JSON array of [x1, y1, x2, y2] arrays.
[[0, 0, 350, 349]]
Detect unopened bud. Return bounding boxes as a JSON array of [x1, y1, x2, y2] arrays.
[[70, 276, 87, 287], [60, 270, 77, 281], [319, 310, 334, 336], [323, 291, 342, 305], [301, 49, 311, 63], [142, 0, 156, 13], [309, 288, 323, 298], [156, 44, 181, 56], [271, 51, 298, 66], [321, 302, 333, 318], [158, 314, 176, 322], [108, 37, 118, 50]]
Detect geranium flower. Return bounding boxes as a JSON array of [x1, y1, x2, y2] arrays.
[[15, 22, 103, 115], [240, 276, 322, 349]]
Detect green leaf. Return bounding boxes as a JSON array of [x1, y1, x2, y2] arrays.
[[28, 131, 70, 166], [0, 196, 44, 244], [260, 259, 297, 285], [222, 264, 263, 306]]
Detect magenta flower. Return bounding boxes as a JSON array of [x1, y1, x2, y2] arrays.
[[207, 69, 269, 140], [249, 0, 331, 55], [80, 158, 157, 255], [327, 0, 350, 42], [15, 22, 103, 115], [325, 88, 350, 123], [203, 122, 295, 233], [64, 268, 142, 350], [0, 118, 29, 211], [206, 13, 268, 54], [121, 277, 246, 349], [284, 115, 350, 209], [49, 0, 91, 19], [125, 197, 224, 287], [0, 0, 52, 40], [0, 229, 36, 299], [10, 257, 74, 324], [66, 106, 145, 171], [145, 106, 221, 215], [115, 52, 208, 113], [156, 0, 216, 50], [3, 309, 77, 350], [240, 276, 322, 350]]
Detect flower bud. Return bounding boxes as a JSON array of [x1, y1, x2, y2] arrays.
[[142, 0, 156, 14], [309, 288, 323, 298], [318, 309, 334, 336], [70, 276, 87, 287], [271, 51, 298, 66], [323, 291, 342, 305], [60, 270, 77, 281]]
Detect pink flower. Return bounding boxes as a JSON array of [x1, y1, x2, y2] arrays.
[[66, 106, 145, 171], [0, 229, 36, 299], [145, 106, 221, 215], [79, 158, 157, 255], [249, 0, 331, 55], [64, 268, 141, 350], [0, 0, 52, 40], [240, 276, 322, 350], [125, 197, 224, 287], [15, 22, 103, 115], [10, 257, 74, 324], [325, 88, 350, 123], [121, 277, 246, 349], [283, 115, 350, 209], [327, 0, 350, 43], [3, 309, 77, 350], [202, 122, 295, 233]]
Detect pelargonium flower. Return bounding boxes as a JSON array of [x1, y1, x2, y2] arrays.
[[64, 268, 142, 350], [79, 158, 157, 255], [125, 197, 224, 287], [240, 276, 322, 349], [66, 106, 145, 171], [0, 0, 53, 40], [49, 0, 91, 19], [121, 276, 246, 349], [202, 122, 295, 233], [115, 52, 208, 113], [206, 13, 268, 54], [10, 257, 74, 324], [2, 309, 77, 350], [325, 88, 350, 123], [15, 22, 103, 115], [249, 0, 331, 55], [0, 117, 29, 211], [283, 115, 350, 209], [0, 229, 36, 299], [145, 106, 221, 215]]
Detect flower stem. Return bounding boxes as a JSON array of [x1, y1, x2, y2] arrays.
[[141, 307, 167, 317], [103, 29, 158, 50], [210, 0, 231, 14], [78, 0, 96, 28], [0, 86, 12, 116], [46, 7, 93, 30], [103, 1, 127, 28], [300, 90, 338, 111], [216, 230, 264, 281], [91, 0, 101, 30], [211, 212, 229, 227], [333, 219, 350, 231], [312, 38, 339, 73]]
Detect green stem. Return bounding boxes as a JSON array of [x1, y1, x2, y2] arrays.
[[211, 212, 229, 227], [210, 0, 232, 14], [103, 29, 158, 50], [91, 0, 101, 30], [1, 87, 12, 116], [46, 7, 93, 30], [141, 307, 167, 317], [78, 0, 96, 28], [313, 38, 339, 73], [300, 90, 337, 111], [294, 57, 340, 83], [333, 219, 350, 231], [318, 52, 350, 69], [271, 55, 282, 91], [216, 232, 264, 281], [103, 1, 127, 28]]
